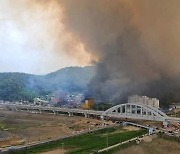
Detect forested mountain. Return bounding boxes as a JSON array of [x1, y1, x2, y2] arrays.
[[0, 66, 95, 101]]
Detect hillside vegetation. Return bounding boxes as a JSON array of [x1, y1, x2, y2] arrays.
[[0, 66, 95, 101]]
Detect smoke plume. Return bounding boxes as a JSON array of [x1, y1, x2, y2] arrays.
[[60, 0, 180, 105], [2, 0, 180, 105], [0, 0, 91, 74]]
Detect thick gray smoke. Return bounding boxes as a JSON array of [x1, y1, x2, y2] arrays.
[[1, 0, 180, 105], [60, 0, 180, 105]]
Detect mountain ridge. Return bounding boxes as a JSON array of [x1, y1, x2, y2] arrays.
[[0, 66, 95, 101]]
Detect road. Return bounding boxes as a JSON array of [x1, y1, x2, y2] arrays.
[[0, 104, 103, 117]]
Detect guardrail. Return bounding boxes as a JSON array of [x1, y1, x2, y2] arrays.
[[97, 135, 145, 153]]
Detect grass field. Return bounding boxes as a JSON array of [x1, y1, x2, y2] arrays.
[[11, 126, 146, 154]]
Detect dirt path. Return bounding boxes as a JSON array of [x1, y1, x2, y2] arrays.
[[123, 126, 140, 131], [115, 137, 180, 154]]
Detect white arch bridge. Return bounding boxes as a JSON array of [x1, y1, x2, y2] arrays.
[[101, 103, 172, 122], [0, 103, 179, 123]]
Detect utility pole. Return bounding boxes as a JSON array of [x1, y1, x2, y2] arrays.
[[119, 138, 121, 149], [106, 133, 108, 148], [61, 143, 64, 153]]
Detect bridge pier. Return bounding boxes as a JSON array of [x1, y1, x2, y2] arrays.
[[146, 109, 148, 116], [84, 113, 90, 118], [140, 107, 143, 116], [125, 105, 127, 115], [39, 109, 42, 114], [120, 106, 122, 114], [53, 110, 56, 115], [100, 115, 104, 120], [135, 106, 137, 115], [68, 112, 73, 117], [26, 108, 30, 113], [130, 105, 132, 115]]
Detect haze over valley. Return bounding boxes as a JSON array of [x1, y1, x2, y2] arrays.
[[1, 1, 180, 153]]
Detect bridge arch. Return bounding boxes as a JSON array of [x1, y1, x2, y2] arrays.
[[102, 103, 168, 122]]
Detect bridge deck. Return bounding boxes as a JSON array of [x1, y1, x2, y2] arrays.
[[1, 104, 180, 123]]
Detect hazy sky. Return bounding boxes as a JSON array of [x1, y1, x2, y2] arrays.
[[1, 0, 180, 77], [0, 0, 91, 74]]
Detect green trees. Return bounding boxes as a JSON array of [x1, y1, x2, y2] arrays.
[[0, 66, 95, 102]]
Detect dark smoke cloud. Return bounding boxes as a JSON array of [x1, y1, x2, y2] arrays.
[[60, 0, 180, 105]]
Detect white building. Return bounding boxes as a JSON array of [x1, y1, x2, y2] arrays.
[[128, 95, 159, 108]]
